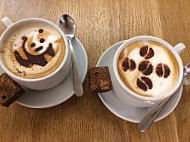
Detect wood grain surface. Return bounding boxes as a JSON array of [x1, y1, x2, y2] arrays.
[[0, 0, 190, 141]]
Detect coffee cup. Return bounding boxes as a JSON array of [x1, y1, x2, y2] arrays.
[[111, 36, 186, 107], [0, 17, 71, 90]]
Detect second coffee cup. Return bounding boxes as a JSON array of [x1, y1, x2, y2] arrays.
[[111, 36, 185, 107]]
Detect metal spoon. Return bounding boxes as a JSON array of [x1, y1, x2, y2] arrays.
[[59, 14, 83, 97], [138, 63, 190, 132]]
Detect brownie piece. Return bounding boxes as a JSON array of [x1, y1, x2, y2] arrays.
[[89, 66, 112, 93], [0, 73, 25, 107]]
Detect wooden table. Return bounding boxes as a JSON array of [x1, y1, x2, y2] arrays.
[[0, 0, 190, 141]]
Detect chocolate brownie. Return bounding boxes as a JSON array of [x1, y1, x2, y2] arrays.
[[0, 73, 25, 107], [89, 66, 112, 93]]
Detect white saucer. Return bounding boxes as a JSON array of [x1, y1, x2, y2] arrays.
[[0, 38, 88, 108], [96, 41, 183, 123]]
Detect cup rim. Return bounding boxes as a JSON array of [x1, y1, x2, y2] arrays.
[[113, 35, 183, 100], [0, 18, 69, 82]]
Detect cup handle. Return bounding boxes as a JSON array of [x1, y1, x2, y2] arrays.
[[173, 43, 186, 54], [1, 17, 13, 28], [173, 43, 188, 85]]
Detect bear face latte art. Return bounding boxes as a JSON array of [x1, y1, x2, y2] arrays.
[[1, 22, 66, 79], [117, 40, 179, 97]]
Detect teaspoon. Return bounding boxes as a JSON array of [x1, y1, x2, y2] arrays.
[[59, 14, 83, 97], [138, 63, 190, 132]]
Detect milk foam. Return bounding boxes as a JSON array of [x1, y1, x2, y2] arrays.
[[1, 22, 66, 79], [117, 40, 179, 97]]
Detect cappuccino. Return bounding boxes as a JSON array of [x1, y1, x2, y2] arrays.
[[117, 40, 179, 97], [1, 22, 66, 79]]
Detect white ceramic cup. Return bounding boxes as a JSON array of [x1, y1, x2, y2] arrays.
[[0, 17, 71, 90], [111, 36, 186, 107]]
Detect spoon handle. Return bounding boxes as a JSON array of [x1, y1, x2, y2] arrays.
[[138, 96, 171, 132], [68, 39, 83, 97]]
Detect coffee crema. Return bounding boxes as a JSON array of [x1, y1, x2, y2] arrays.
[[117, 40, 179, 97], [1, 23, 66, 79]]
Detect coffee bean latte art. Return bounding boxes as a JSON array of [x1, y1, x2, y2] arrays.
[[1, 22, 66, 79], [117, 40, 179, 97]]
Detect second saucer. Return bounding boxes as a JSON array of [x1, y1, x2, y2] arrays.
[[96, 41, 182, 123]]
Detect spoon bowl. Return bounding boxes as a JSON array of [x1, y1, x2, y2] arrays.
[[59, 15, 76, 39], [183, 63, 190, 85]]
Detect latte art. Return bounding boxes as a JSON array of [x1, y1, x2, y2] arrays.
[[1, 23, 66, 79], [117, 40, 179, 97], [14, 36, 55, 67]]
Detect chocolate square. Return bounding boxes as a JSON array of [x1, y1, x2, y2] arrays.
[[89, 66, 112, 93], [0, 73, 25, 107]]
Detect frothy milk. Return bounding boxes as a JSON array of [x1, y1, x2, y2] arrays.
[[1, 22, 66, 79], [117, 40, 179, 97]]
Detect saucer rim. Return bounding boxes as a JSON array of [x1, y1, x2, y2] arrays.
[[16, 37, 88, 108], [96, 40, 183, 123]]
